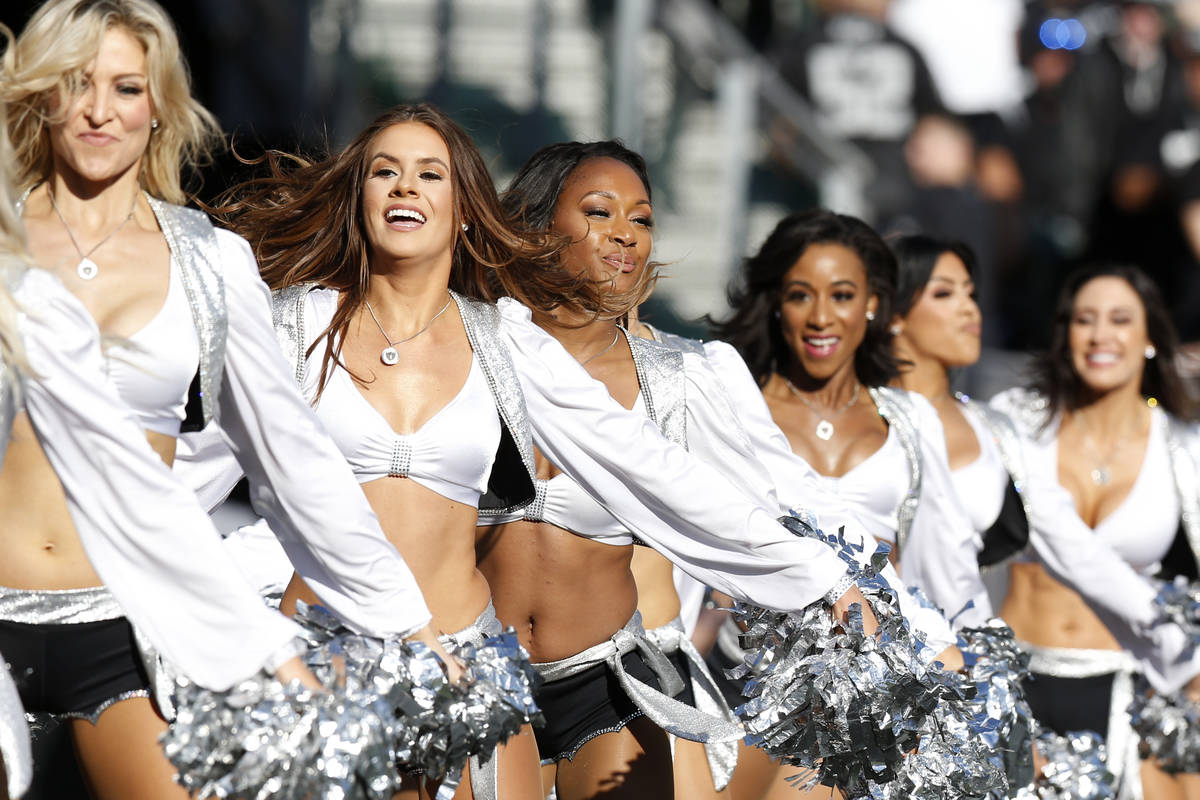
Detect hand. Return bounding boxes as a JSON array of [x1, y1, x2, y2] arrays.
[[273, 656, 323, 691], [831, 585, 879, 636], [1185, 673, 1200, 704], [934, 645, 965, 673], [406, 625, 465, 684]]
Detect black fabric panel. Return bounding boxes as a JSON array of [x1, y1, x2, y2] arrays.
[[976, 476, 1031, 568]]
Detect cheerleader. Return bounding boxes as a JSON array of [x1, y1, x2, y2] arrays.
[[990, 265, 1200, 798], [2, 3, 453, 795], [197, 105, 874, 800]]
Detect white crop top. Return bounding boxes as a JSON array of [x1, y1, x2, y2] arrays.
[[1024, 408, 1180, 574], [313, 333, 500, 508], [103, 254, 198, 436], [810, 424, 908, 546], [951, 408, 1009, 534], [523, 393, 649, 546]]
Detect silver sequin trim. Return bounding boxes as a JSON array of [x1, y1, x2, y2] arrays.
[[869, 386, 922, 558], [625, 329, 687, 448], [60, 689, 152, 726], [147, 197, 226, 427], [389, 437, 413, 478], [523, 478, 549, 523], [0, 584, 122, 625]]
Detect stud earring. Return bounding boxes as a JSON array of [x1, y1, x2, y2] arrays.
[[461, 222, 469, 232], [151, 118, 159, 130], [1146, 345, 1157, 360], [889, 324, 902, 336]]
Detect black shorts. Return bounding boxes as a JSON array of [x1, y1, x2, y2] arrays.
[[534, 649, 662, 763], [703, 643, 748, 711], [666, 647, 695, 707], [0, 617, 151, 724], [1024, 671, 1115, 738]]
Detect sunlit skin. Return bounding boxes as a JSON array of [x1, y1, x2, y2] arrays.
[[477, 157, 673, 800], [892, 253, 982, 470], [761, 243, 888, 480]]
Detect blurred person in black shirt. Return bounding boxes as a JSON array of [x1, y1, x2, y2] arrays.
[[774, 0, 944, 223]]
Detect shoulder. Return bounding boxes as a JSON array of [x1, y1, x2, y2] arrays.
[[988, 387, 1049, 436]]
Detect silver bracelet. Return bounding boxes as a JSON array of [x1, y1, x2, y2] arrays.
[[823, 573, 856, 606]]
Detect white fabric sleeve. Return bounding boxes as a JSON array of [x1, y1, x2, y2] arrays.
[[700, 342, 957, 650], [16, 268, 303, 690], [174, 419, 245, 514], [497, 299, 850, 612], [211, 231, 431, 638], [892, 394, 993, 627], [222, 518, 296, 596]]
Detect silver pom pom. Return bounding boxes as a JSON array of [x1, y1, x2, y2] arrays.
[[1129, 676, 1200, 773], [297, 603, 542, 779], [163, 673, 399, 799], [730, 517, 1004, 799], [1012, 731, 1115, 800], [1151, 577, 1200, 658]]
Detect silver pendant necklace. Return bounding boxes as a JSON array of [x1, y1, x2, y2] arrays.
[[1076, 406, 1142, 486], [578, 329, 620, 366], [783, 377, 861, 441], [364, 294, 453, 366], [48, 188, 139, 281]]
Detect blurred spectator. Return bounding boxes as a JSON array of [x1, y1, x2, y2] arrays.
[[773, 0, 944, 223], [887, 0, 1026, 117]]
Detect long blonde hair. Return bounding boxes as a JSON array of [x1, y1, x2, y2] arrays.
[[1, 0, 220, 204], [0, 28, 32, 374]]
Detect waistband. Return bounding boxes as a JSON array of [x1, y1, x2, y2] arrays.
[[645, 616, 740, 791], [0, 584, 122, 625], [1023, 643, 1136, 679], [532, 612, 743, 748], [438, 601, 500, 653], [1022, 642, 1141, 799]]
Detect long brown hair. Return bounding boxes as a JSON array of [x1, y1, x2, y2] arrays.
[[213, 104, 610, 394]]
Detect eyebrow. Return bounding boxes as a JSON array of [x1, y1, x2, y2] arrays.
[[783, 278, 859, 289], [370, 152, 450, 170], [581, 190, 652, 207]]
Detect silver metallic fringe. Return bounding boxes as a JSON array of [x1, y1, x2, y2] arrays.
[[1152, 577, 1200, 658], [1128, 675, 1200, 774], [163, 603, 541, 799], [1011, 731, 1116, 800], [730, 517, 1003, 799]]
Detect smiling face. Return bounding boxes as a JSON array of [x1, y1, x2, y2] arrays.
[[897, 252, 981, 369], [361, 122, 457, 269], [550, 156, 653, 296], [778, 242, 878, 382], [1068, 275, 1151, 396], [48, 26, 153, 187]]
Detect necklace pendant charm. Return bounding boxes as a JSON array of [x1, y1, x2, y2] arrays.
[[1090, 466, 1111, 486], [76, 258, 99, 281], [380, 346, 399, 366], [815, 419, 835, 441]]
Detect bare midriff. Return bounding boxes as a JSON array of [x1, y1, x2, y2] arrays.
[[477, 518, 637, 663], [0, 412, 175, 590], [1001, 562, 1121, 651], [283, 476, 490, 636], [631, 547, 681, 631]]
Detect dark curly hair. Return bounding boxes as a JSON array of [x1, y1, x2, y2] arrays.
[[711, 208, 899, 387], [501, 139, 659, 316], [1030, 263, 1198, 423]]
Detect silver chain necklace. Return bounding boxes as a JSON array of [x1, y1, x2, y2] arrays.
[[364, 294, 452, 366], [579, 329, 620, 366], [1075, 405, 1143, 486], [48, 188, 139, 281], [783, 377, 861, 441]]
